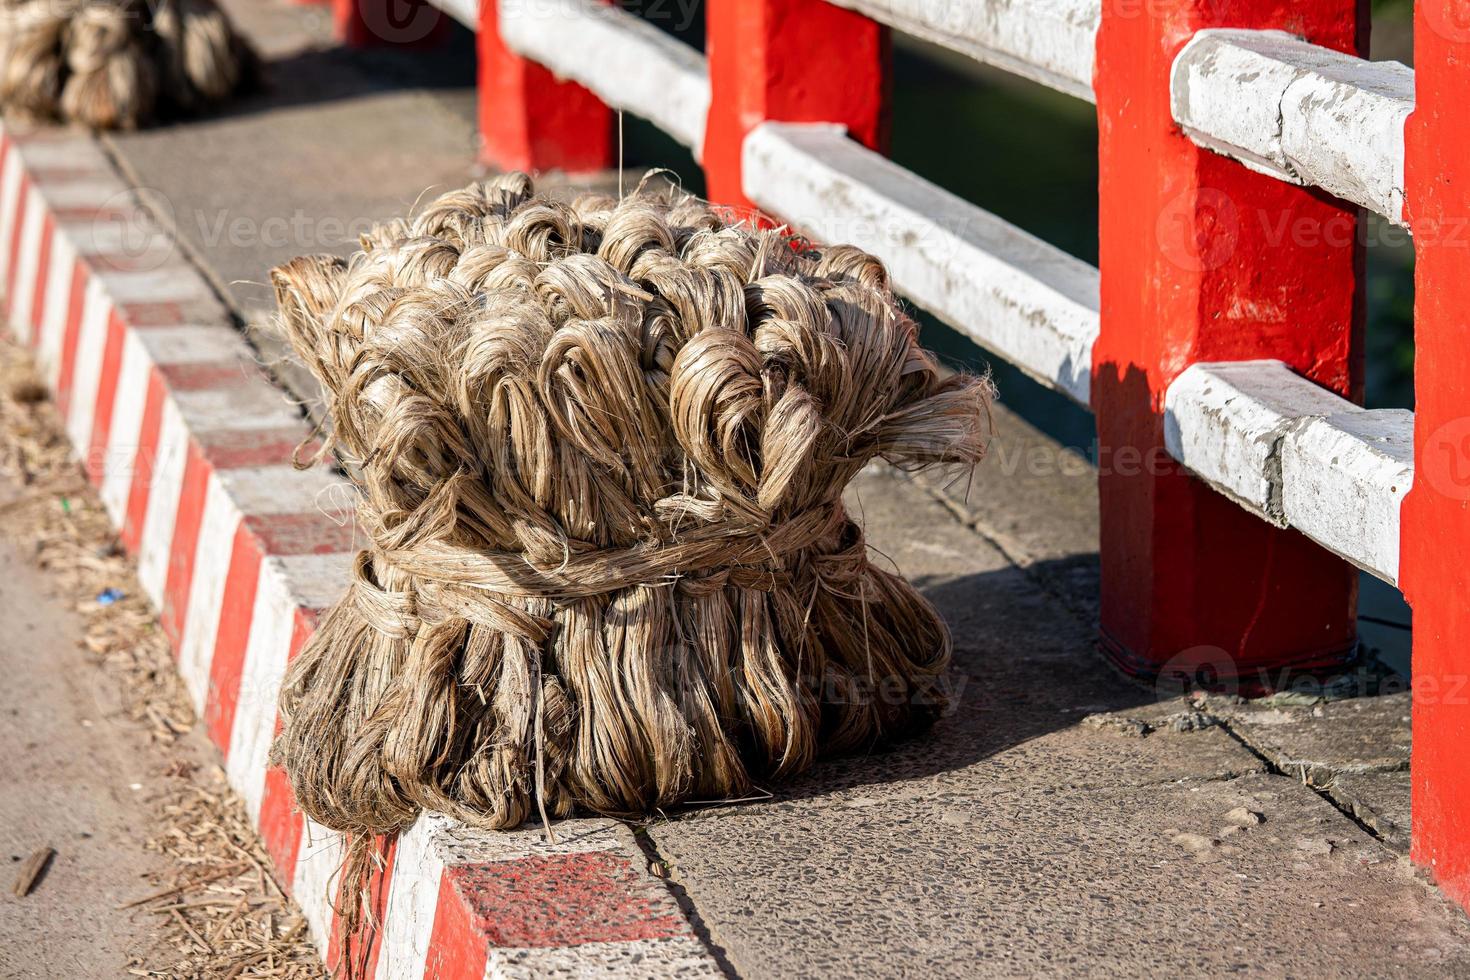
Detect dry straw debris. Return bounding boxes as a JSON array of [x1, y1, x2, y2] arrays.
[[271, 173, 994, 854], [0, 339, 322, 978], [0, 0, 255, 130]]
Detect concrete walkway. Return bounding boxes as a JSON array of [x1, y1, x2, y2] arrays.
[[0, 534, 168, 977], [64, 0, 1470, 974], [649, 465, 1464, 977]]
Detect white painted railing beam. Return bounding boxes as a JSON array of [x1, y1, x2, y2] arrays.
[[1171, 29, 1413, 224], [825, 0, 1099, 102], [743, 122, 1100, 406], [433, 0, 476, 29], [498, 0, 711, 157], [1164, 361, 1413, 585]]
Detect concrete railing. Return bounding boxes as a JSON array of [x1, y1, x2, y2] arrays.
[[823, 0, 1099, 101], [337, 0, 1470, 918], [1171, 30, 1413, 224], [498, 0, 710, 155], [742, 121, 1098, 405], [1165, 362, 1414, 586]]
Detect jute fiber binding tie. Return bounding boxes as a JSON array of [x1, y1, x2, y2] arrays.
[[268, 173, 992, 969], [360, 500, 842, 599]]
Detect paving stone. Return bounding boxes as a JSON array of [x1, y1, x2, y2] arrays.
[[650, 770, 1470, 978], [103, 0, 634, 419], [1328, 769, 1413, 853], [645, 471, 1468, 976], [105, 2, 481, 322], [912, 401, 1100, 625], [1219, 691, 1412, 781]]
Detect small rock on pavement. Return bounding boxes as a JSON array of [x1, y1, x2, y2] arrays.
[[1225, 807, 1265, 828], [1082, 713, 1150, 738], [1172, 832, 1218, 855]]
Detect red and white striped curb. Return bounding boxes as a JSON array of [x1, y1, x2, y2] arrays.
[[0, 120, 721, 979]]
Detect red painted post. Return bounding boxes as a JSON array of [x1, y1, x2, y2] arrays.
[[1092, 0, 1365, 687], [1404, 0, 1470, 914], [476, 0, 612, 173], [334, 0, 445, 48], [703, 0, 889, 210]]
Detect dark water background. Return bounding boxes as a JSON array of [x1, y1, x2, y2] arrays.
[[619, 0, 1417, 674]]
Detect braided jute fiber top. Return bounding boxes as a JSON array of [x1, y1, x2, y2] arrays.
[[270, 175, 991, 952], [0, 0, 255, 130]]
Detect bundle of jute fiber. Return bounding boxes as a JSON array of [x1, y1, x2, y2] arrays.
[[0, 0, 254, 129], [270, 175, 991, 932]]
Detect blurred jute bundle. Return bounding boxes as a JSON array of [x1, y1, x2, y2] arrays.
[[0, 0, 254, 129], [271, 173, 992, 852]]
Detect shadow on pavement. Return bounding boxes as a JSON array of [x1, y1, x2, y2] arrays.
[[709, 556, 1157, 809]]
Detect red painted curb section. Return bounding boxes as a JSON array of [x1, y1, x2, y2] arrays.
[[0, 122, 719, 979]]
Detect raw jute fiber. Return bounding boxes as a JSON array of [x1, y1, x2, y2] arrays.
[[270, 175, 991, 953], [0, 0, 255, 129]]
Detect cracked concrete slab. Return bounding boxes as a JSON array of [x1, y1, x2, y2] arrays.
[[1329, 770, 1413, 852], [1097, 689, 1415, 853], [1206, 691, 1414, 853], [1219, 691, 1412, 780], [650, 769, 1470, 978], [636, 468, 1469, 977], [829, 468, 1266, 796]]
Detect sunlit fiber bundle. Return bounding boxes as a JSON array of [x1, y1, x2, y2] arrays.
[[0, 0, 254, 130], [270, 174, 992, 846]]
